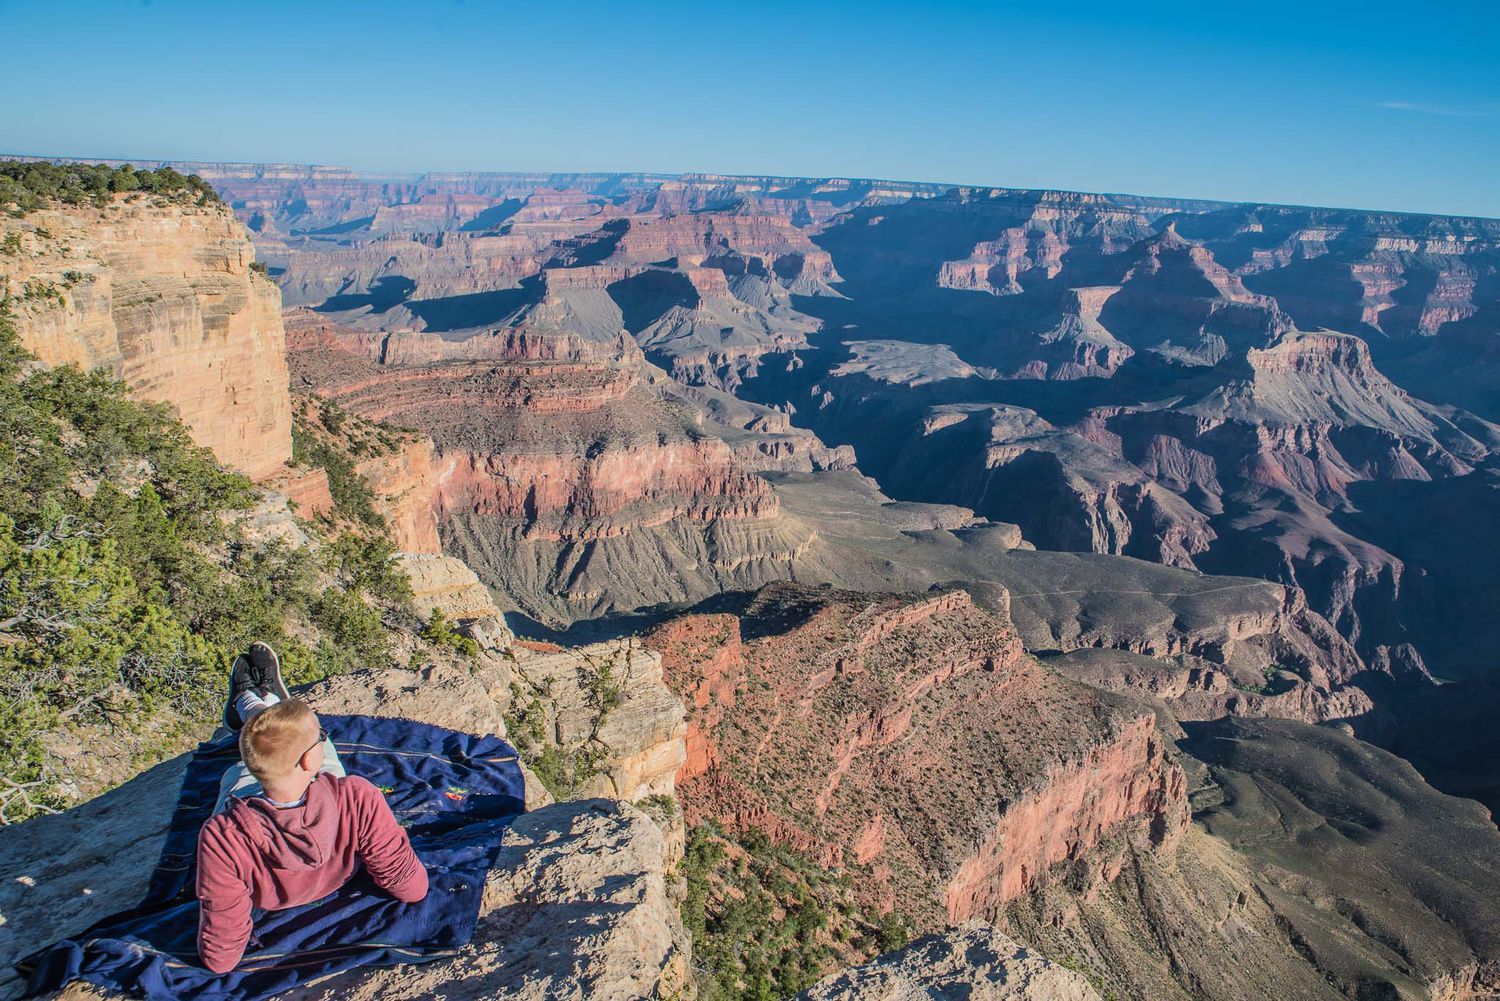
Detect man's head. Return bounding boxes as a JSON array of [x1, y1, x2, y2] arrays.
[[239, 699, 324, 789]]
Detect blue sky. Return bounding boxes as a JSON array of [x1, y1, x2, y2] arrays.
[[2, 0, 1497, 217]]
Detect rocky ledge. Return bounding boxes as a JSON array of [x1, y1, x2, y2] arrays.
[[0, 652, 691, 1001], [797, 923, 1101, 1001]]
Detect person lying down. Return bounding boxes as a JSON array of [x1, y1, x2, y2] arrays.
[[195, 642, 428, 973]]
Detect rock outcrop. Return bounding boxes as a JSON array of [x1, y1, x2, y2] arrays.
[[0, 198, 292, 479], [358, 435, 443, 554], [797, 923, 1101, 1001], [1001, 718, 1500, 1001], [0, 655, 692, 1001], [506, 639, 688, 802], [282, 799, 691, 1001], [397, 553, 510, 625], [646, 583, 1188, 930], [286, 313, 819, 624]]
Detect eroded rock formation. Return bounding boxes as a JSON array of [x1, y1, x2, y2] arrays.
[[646, 583, 1188, 930], [0, 198, 292, 479], [285, 311, 820, 623]]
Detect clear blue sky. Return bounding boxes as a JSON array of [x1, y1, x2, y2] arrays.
[[3, 0, 1497, 217]]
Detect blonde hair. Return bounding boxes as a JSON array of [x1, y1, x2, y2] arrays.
[[239, 699, 319, 782]]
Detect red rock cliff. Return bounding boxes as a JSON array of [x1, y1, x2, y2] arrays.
[[287, 315, 812, 623], [645, 583, 1189, 929]]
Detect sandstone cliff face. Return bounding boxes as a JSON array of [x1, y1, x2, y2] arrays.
[[999, 717, 1500, 1001], [506, 639, 688, 803], [397, 553, 508, 623], [0, 199, 292, 479], [944, 715, 1186, 922], [357, 435, 442, 554], [646, 583, 1188, 931]]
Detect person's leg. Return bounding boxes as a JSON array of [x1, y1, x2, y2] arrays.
[[213, 691, 280, 813], [237, 689, 279, 722], [214, 762, 265, 814]]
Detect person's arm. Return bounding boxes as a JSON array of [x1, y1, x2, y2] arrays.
[[347, 776, 428, 903], [195, 822, 255, 973]]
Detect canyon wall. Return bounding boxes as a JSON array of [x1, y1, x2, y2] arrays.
[[0, 198, 292, 479], [645, 583, 1189, 929], [285, 313, 817, 623]]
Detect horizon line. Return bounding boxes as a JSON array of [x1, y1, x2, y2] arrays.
[[6, 151, 1499, 224]]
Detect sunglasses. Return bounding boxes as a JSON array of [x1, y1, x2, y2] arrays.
[[302, 726, 329, 761]]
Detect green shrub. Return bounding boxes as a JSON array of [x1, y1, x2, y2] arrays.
[[579, 651, 626, 718], [322, 533, 411, 605], [309, 589, 390, 672], [421, 608, 479, 657], [681, 824, 899, 1000], [0, 312, 408, 821], [528, 743, 604, 800], [292, 422, 384, 529], [0, 161, 221, 215]]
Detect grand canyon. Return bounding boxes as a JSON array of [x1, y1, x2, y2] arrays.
[[1, 154, 1497, 1001]]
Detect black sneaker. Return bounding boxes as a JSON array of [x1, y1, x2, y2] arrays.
[[223, 652, 260, 731], [249, 642, 290, 702]]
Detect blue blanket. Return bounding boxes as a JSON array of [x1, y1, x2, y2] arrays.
[[18, 714, 526, 1001]]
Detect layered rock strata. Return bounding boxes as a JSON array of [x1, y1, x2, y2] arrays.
[[0, 198, 292, 479], [749, 207, 1499, 679], [1000, 718, 1500, 1001], [506, 639, 688, 802], [645, 583, 1188, 930], [287, 314, 817, 623]]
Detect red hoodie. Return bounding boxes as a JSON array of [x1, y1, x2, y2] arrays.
[[195, 772, 428, 973]]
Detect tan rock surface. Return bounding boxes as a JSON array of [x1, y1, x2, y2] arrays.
[[0, 198, 292, 479], [796, 923, 1100, 1001], [397, 553, 508, 624], [0, 661, 691, 1001], [510, 638, 688, 802]]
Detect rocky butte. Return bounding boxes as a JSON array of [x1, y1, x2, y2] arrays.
[[644, 584, 1189, 928]]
